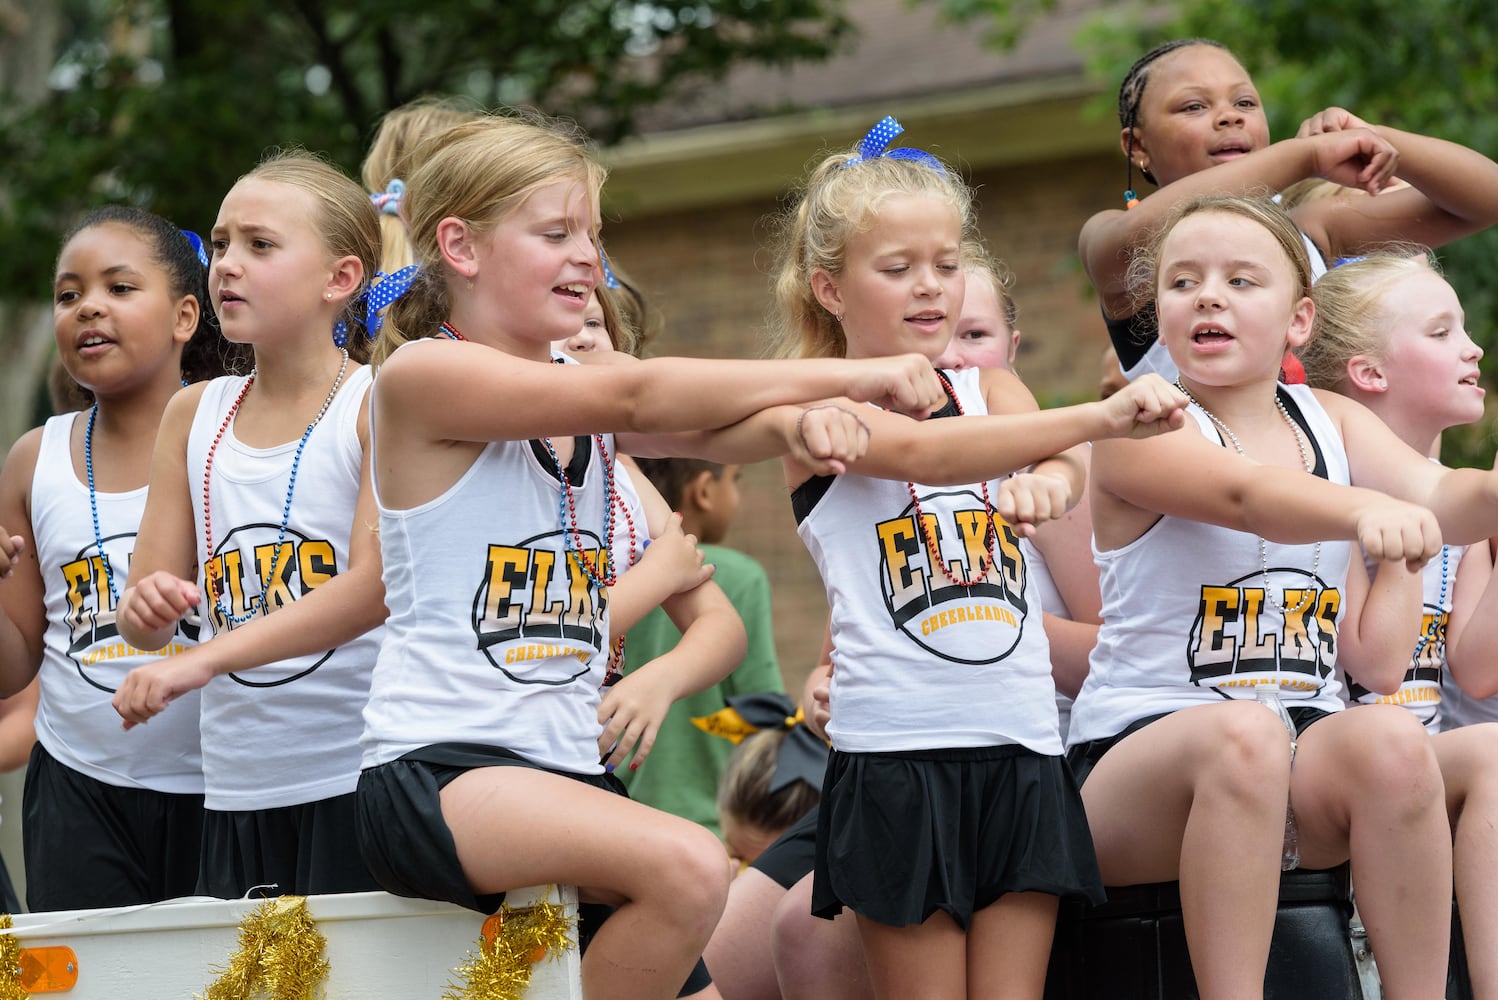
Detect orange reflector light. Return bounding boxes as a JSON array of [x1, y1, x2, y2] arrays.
[[18, 945, 78, 992]]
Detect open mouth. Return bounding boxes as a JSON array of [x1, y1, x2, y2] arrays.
[[555, 283, 590, 301], [1191, 324, 1233, 344], [77, 332, 114, 350]]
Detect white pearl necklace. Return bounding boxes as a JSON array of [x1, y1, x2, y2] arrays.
[[1174, 380, 1320, 615]]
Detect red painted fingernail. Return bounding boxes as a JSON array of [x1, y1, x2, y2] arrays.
[[630, 761, 639, 771]]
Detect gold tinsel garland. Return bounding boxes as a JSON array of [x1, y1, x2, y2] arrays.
[[443, 894, 574, 1000], [0, 914, 24, 1000], [199, 896, 329, 1000]]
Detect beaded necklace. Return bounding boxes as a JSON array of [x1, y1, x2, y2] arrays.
[[1412, 545, 1450, 660], [1174, 379, 1319, 615], [439, 320, 639, 679], [84, 405, 121, 607], [202, 349, 350, 626], [907, 371, 998, 588]]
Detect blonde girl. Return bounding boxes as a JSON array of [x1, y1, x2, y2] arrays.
[[753, 117, 1184, 1000], [114, 152, 397, 898], [1070, 194, 1498, 999], [354, 111, 956, 1000], [1299, 251, 1498, 997]]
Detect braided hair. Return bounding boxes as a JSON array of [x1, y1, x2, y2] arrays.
[[1118, 39, 1229, 192]]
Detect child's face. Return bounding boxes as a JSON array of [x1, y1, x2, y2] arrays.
[[1155, 210, 1311, 387], [551, 292, 614, 357], [695, 465, 742, 545], [1129, 45, 1271, 189], [721, 815, 778, 869], [476, 179, 601, 351], [1376, 268, 1484, 429], [934, 271, 1018, 371], [814, 193, 964, 361], [54, 223, 194, 394], [210, 178, 342, 347]]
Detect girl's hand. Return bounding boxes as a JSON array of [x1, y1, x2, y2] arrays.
[[637, 513, 713, 596], [112, 654, 216, 730], [790, 404, 872, 476], [0, 532, 23, 578], [119, 572, 200, 637], [1355, 497, 1443, 570], [995, 473, 1072, 537], [1098, 374, 1189, 440], [844, 354, 947, 418], [1296, 106, 1375, 137], [1304, 128, 1399, 196], [810, 665, 832, 738], [597, 664, 676, 772]]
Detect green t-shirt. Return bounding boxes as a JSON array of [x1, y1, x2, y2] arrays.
[[618, 544, 783, 836]]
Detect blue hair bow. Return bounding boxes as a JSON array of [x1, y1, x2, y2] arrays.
[[181, 230, 210, 267], [843, 116, 947, 176], [332, 264, 420, 347], [599, 248, 621, 290], [370, 179, 404, 217]]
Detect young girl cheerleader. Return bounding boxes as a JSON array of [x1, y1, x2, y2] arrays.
[[0, 207, 246, 910], [1298, 251, 1498, 998], [744, 118, 1188, 1000], [354, 111, 961, 1000], [112, 151, 397, 899], [1067, 194, 1498, 1000], [1082, 37, 1498, 382]]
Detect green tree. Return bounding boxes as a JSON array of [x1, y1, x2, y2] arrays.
[[0, 0, 854, 443], [1077, 0, 1498, 464]]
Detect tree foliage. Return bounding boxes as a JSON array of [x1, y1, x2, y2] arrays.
[[0, 0, 853, 300], [1076, 0, 1498, 464]]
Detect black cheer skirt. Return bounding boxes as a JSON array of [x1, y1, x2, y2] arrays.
[[811, 744, 1104, 930]]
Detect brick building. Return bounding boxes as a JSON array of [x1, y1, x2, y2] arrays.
[[600, 0, 1120, 690]]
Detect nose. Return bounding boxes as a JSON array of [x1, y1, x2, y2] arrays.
[[1194, 275, 1227, 310], [72, 286, 106, 319], [1216, 101, 1245, 127]]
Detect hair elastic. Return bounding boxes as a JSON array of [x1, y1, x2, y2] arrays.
[[370, 179, 404, 216]]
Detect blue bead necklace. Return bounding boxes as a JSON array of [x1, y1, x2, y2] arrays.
[[203, 349, 350, 626], [84, 404, 121, 607], [1412, 545, 1450, 660]]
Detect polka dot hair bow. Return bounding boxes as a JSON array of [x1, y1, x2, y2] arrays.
[[600, 248, 621, 290], [842, 115, 947, 176], [332, 264, 420, 347], [370, 179, 404, 216]]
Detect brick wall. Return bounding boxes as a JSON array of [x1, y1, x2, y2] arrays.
[[604, 148, 1119, 695]]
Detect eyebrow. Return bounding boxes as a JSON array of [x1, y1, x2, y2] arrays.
[[210, 222, 281, 239], [54, 263, 147, 285], [1163, 257, 1272, 273]]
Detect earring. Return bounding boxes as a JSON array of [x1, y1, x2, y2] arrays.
[[465, 275, 475, 292], [834, 311, 844, 323], [325, 292, 332, 300]]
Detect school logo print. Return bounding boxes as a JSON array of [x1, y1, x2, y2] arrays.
[[62, 531, 200, 693], [1344, 602, 1446, 707], [875, 490, 1028, 665], [471, 528, 608, 686], [1187, 567, 1340, 695], [206, 523, 337, 686]]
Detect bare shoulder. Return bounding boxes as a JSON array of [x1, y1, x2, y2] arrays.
[[978, 368, 1039, 415], [0, 426, 46, 510]]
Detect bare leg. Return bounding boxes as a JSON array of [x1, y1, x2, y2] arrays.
[[967, 891, 1058, 1000], [772, 873, 871, 1000], [856, 909, 967, 1000], [1433, 724, 1498, 999], [1292, 705, 1450, 1000], [441, 766, 730, 1000], [1081, 702, 1291, 1000], [705, 869, 786, 1000]]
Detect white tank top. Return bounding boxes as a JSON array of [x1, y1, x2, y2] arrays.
[[186, 366, 380, 810], [1343, 542, 1462, 732], [31, 413, 203, 793], [795, 367, 1062, 755], [1068, 383, 1351, 745], [362, 354, 646, 773]]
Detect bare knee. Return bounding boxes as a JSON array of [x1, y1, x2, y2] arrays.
[[1194, 705, 1293, 805], [650, 822, 731, 937], [1345, 708, 1442, 814]]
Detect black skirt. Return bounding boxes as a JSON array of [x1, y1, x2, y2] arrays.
[[811, 744, 1104, 930]]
